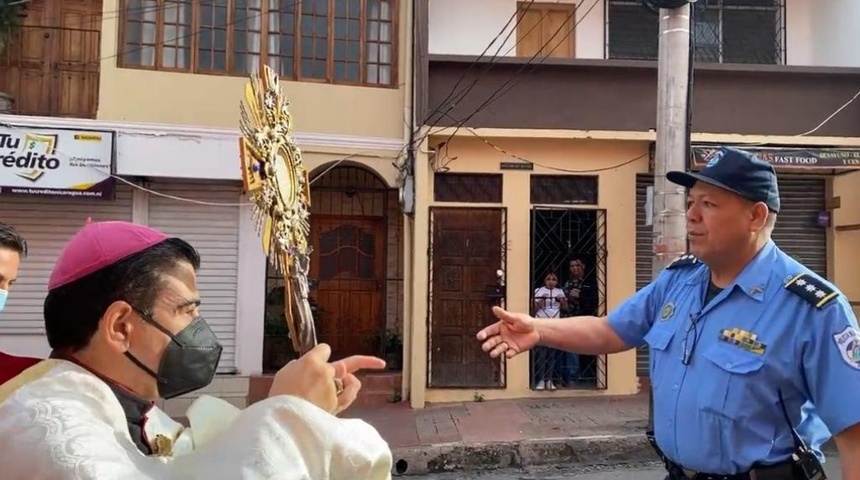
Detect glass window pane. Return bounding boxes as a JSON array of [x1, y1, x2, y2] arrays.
[[281, 35, 294, 56], [315, 17, 327, 32], [366, 64, 378, 83], [334, 40, 347, 60], [315, 38, 328, 58], [301, 15, 313, 32], [214, 51, 227, 70], [163, 47, 175, 67], [348, 19, 360, 39], [335, 0, 347, 16], [314, 61, 326, 78], [335, 18, 347, 38], [200, 29, 212, 47], [165, 4, 178, 23], [347, 62, 359, 81], [215, 29, 227, 49], [301, 58, 313, 76], [143, 23, 156, 43], [215, 6, 228, 25], [347, 41, 359, 60], [379, 44, 391, 64], [282, 13, 295, 32], [249, 32, 261, 52], [334, 62, 346, 80], [140, 46, 155, 66], [199, 50, 212, 68], [301, 38, 313, 57], [379, 65, 391, 84], [367, 42, 378, 62]]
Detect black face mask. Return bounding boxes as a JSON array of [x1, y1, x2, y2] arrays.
[[125, 309, 223, 399]]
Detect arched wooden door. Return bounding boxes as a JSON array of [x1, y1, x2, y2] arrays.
[[306, 166, 391, 361], [309, 216, 385, 360]]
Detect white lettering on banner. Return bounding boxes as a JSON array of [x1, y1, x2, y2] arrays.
[[0, 127, 115, 198]]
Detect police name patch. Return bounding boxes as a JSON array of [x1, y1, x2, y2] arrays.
[[833, 326, 860, 370]]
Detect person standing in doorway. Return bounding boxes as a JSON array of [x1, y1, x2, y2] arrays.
[[532, 272, 565, 390], [558, 259, 598, 387], [0, 222, 40, 385]]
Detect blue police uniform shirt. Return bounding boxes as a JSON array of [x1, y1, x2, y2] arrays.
[[609, 240, 860, 474]]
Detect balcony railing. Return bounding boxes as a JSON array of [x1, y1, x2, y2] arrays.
[[0, 25, 101, 119]]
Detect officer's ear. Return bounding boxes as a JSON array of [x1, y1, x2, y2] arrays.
[[748, 202, 769, 233]]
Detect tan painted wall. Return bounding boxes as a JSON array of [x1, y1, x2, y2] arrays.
[[408, 134, 651, 407], [831, 170, 860, 316], [97, 0, 408, 139]]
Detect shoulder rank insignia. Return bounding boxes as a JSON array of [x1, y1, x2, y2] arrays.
[[666, 254, 699, 270], [784, 273, 839, 309]]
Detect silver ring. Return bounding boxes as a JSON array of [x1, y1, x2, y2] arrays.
[[333, 377, 344, 395]]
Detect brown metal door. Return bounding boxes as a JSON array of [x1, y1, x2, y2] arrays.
[[310, 216, 386, 361], [429, 208, 505, 388]]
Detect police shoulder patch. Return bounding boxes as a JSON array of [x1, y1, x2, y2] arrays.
[[784, 273, 839, 309], [666, 254, 699, 270]]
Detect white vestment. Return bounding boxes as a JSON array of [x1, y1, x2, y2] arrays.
[[0, 360, 393, 480]]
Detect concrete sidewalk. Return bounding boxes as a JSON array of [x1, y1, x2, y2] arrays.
[[342, 393, 655, 476]]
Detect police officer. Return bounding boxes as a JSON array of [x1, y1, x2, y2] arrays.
[[476, 147, 860, 479]]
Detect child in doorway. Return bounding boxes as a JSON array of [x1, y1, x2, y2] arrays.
[[532, 272, 565, 390]]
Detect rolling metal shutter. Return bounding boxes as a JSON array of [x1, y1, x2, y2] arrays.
[[0, 184, 134, 335], [147, 181, 241, 374], [634, 175, 828, 378], [770, 177, 827, 277], [635, 174, 653, 377]]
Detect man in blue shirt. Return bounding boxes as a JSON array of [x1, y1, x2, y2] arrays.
[[477, 147, 860, 480]]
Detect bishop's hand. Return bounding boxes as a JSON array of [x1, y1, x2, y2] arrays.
[[268, 343, 386, 416]]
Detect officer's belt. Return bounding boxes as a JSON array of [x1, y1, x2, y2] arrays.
[[647, 430, 795, 480], [668, 457, 795, 480]]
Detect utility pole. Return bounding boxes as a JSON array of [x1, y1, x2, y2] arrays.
[[648, 2, 692, 431]]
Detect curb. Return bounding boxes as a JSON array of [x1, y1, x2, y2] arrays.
[[390, 437, 841, 476], [390, 434, 655, 476]]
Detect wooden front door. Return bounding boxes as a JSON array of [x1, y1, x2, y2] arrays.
[[516, 2, 576, 59], [310, 216, 386, 361], [429, 208, 505, 388], [0, 0, 101, 117]]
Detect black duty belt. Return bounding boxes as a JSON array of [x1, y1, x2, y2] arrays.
[[666, 458, 796, 480]]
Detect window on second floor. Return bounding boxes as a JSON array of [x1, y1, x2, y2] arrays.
[[120, 0, 397, 87], [606, 0, 784, 65]]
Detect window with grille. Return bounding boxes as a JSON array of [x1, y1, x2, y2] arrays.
[[120, 0, 397, 87], [434, 173, 503, 203], [530, 175, 598, 205], [606, 0, 784, 65]]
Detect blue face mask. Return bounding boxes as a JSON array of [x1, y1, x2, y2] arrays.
[[0, 289, 7, 312]]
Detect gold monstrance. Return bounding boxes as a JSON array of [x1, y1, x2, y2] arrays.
[[238, 65, 317, 356]]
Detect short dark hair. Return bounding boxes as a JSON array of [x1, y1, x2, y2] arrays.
[[44, 238, 201, 352], [0, 222, 27, 257]]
